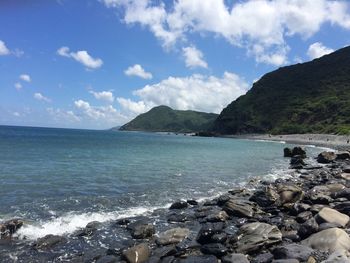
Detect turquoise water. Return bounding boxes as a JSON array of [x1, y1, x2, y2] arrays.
[[0, 125, 319, 239]]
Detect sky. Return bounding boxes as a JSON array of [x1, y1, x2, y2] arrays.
[[1, 0, 350, 129]]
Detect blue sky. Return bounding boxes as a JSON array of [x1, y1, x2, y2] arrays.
[[1, 0, 350, 129]]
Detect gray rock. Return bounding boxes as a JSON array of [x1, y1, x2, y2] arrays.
[[206, 210, 229, 222], [322, 249, 350, 263], [156, 228, 190, 245], [96, 255, 118, 263], [301, 228, 350, 252], [223, 199, 255, 218], [317, 151, 336, 163], [316, 207, 349, 227], [277, 185, 303, 206], [201, 243, 227, 257], [123, 243, 150, 263], [34, 234, 66, 250], [298, 217, 319, 239], [0, 218, 23, 238], [169, 200, 188, 210], [249, 186, 278, 207], [176, 255, 218, 263], [336, 151, 350, 160], [296, 211, 313, 223], [222, 253, 249, 263], [251, 252, 273, 263], [272, 244, 313, 261], [235, 222, 282, 253], [272, 260, 299, 263], [284, 147, 293, 157], [197, 222, 224, 244], [131, 223, 155, 239]]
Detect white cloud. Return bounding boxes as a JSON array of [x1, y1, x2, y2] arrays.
[[307, 42, 334, 59], [14, 82, 22, 90], [47, 108, 80, 123], [117, 72, 249, 117], [34, 92, 51, 103], [124, 64, 153, 79], [89, 90, 115, 103], [20, 74, 31, 82], [74, 99, 128, 125], [182, 46, 208, 69], [103, 0, 350, 66], [57, 46, 103, 69], [0, 40, 10, 55]]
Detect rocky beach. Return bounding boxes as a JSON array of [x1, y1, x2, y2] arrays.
[[1, 144, 350, 263]]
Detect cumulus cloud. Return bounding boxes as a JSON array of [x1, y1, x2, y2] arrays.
[[307, 42, 334, 59], [103, 0, 350, 66], [47, 108, 80, 123], [57, 46, 103, 69], [14, 82, 22, 90], [182, 46, 208, 69], [34, 92, 51, 103], [19, 74, 31, 82], [117, 72, 249, 117], [0, 40, 10, 55], [89, 90, 115, 103], [124, 64, 153, 79], [74, 99, 128, 125]]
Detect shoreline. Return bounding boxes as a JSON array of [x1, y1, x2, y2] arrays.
[[2, 147, 350, 262], [224, 133, 350, 151]]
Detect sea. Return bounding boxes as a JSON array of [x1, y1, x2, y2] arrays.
[[0, 125, 325, 261]]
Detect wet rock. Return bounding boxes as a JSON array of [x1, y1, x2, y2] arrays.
[[301, 228, 350, 252], [187, 200, 198, 206], [235, 222, 282, 253], [96, 255, 118, 263], [197, 222, 224, 244], [316, 207, 349, 227], [317, 152, 336, 163], [223, 199, 255, 218], [318, 222, 343, 231], [169, 200, 188, 210], [292, 147, 306, 157], [176, 238, 201, 252], [222, 253, 249, 263], [201, 243, 227, 257], [249, 186, 278, 207], [298, 218, 319, 239], [206, 211, 229, 222], [333, 201, 350, 215], [332, 188, 350, 200], [123, 243, 150, 263], [0, 218, 23, 238], [34, 234, 66, 250], [322, 249, 350, 262], [152, 246, 177, 259], [272, 244, 314, 261], [176, 255, 218, 263], [116, 218, 130, 225], [168, 212, 195, 223], [217, 194, 231, 206], [156, 228, 190, 245], [291, 203, 311, 215], [272, 260, 299, 263], [251, 252, 274, 263], [336, 151, 350, 160], [131, 223, 155, 239], [290, 156, 305, 167], [277, 185, 304, 206], [296, 211, 313, 223], [76, 221, 100, 237], [210, 232, 227, 243], [343, 166, 350, 173]]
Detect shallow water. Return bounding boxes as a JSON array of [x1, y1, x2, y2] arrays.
[[0, 125, 321, 240]]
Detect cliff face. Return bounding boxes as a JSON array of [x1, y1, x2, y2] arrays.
[[213, 46, 350, 135], [119, 105, 218, 133]]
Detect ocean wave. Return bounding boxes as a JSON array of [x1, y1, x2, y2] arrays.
[[15, 205, 169, 240]]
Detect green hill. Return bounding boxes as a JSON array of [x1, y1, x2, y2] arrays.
[[118, 105, 218, 133], [213, 46, 350, 135]]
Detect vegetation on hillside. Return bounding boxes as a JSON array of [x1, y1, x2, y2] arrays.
[[118, 105, 218, 133], [213, 46, 350, 135]]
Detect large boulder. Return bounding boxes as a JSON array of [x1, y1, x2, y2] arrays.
[[223, 199, 255, 218], [272, 244, 314, 261], [130, 223, 155, 239], [156, 227, 190, 245], [284, 147, 293, 157], [317, 152, 336, 163], [249, 185, 278, 207], [316, 207, 349, 227], [0, 219, 23, 238], [277, 185, 304, 206], [34, 234, 66, 250], [292, 147, 306, 157], [322, 249, 350, 263], [169, 200, 188, 210], [235, 222, 282, 253], [336, 151, 350, 160], [197, 222, 224, 244], [301, 228, 350, 252], [123, 243, 150, 263]]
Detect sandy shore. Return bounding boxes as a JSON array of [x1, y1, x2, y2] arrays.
[[227, 133, 350, 151]]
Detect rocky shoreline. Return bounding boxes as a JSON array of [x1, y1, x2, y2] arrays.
[[2, 147, 350, 262]]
